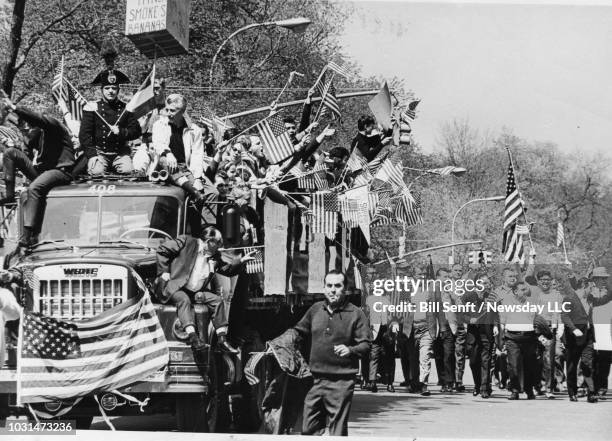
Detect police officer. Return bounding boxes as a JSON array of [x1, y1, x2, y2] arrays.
[[79, 69, 141, 176]]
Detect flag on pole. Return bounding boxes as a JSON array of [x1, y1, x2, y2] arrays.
[[312, 162, 330, 190], [502, 162, 526, 263], [326, 61, 351, 79], [375, 159, 405, 190], [402, 99, 421, 121], [319, 79, 341, 120], [51, 56, 65, 103], [395, 189, 423, 226], [368, 81, 393, 131], [556, 221, 564, 247], [339, 195, 360, 227], [244, 247, 264, 274], [125, 65, 156, 119], [256, 113, 295, 164], [198, 112, 233, 143], [17, 291, 168, 404], [346, 149, 368, 172], [64, 81, 87, 121], [426, 166, 462, 176], [312, 192, 338, 239]]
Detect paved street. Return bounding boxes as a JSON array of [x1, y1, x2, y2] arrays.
[[89, 365, 612, 439]]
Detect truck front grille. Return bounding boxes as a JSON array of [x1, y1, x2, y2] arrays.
[[33, 264, 129, 320]]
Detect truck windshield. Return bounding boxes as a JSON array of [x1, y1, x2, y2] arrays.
[[39, 195, 179, 246]]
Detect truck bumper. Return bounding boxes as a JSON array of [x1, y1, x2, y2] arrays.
[[0, 369, 207, 396]]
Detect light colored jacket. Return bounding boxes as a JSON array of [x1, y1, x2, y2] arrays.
[[152, 116, 204, 179], [0, 288, 21, 368]]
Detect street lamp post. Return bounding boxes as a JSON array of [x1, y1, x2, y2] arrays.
[[450, 196, 505, 265], [208, 17, 312, 88]]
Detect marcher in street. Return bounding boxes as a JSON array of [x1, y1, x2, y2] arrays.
[[450, 263, 468, 392], [294, 270, 371, 436], [434, 268, 457, 393], [560, 267, 612, 403], [463, 274, 499, 398]]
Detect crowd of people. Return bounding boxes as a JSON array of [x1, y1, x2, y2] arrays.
[[360, 259, 612, 404]]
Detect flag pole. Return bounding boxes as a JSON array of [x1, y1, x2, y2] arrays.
[[505, 147, 535, 252], [313, 71, 336, 123], [558, 209, 571, 265]]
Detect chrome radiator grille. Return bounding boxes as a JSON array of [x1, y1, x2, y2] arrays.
[[33, 264, 129, 320]]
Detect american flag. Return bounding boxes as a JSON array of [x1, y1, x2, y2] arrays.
[[256, 113, 295, 164], [368, 152, 387, 176], [312, 192, 338, 239], [199, 112, 233, 143], [402, 99, 421, 121], [502, 162, 526, 263], [326, 61, 351, 79], [394, 189, 423, 226], [64, 80, 87, 121], [339, 195, 360, 227], [51, 56, 65, 103], [244, 247, 264, 274], [316, 76, 341, 120], [17, 291, 168, 404], [375, 159, 405, 190], [346, 149, 368, 172], [353, 259, 369, 295], [0, 126, 23, 148], [557, 221, 564, 247]]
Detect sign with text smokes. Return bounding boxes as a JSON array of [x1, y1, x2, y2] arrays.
[[125, 0, 190, 58]]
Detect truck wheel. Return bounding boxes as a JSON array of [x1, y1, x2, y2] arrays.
[[175, 394, 207, 432], [75, 416, 93, 430]]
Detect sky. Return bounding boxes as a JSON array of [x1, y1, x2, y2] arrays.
[[337, 0, 612, 157]]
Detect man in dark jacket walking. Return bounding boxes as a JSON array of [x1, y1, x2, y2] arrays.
[[294, 270, 371, 436], [0, 97, 75, 247]]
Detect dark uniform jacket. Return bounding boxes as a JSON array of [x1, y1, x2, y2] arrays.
[[79, 99, 141, 159], [14, 106, 75, 171], [156, 235, 242, 303], [350, 131, 390, 162]]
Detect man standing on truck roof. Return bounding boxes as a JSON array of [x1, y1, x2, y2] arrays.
[[293, 270, 371, 436], [0, 97, 75, 248], [156, 227, 256, 361]]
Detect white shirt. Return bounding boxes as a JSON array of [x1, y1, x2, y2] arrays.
[[185, 240, 214, 291], [0, 288, 21, 368]]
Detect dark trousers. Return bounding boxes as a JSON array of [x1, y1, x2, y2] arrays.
[[368, 342, 383, 382], [302, 376, 355, 436], [493, 348, 508, 387], [3, 148, 72, 239], [505, 331, 538, 394], [467, 325, 493, 393], [434, 329, 455, 386], [170, 289, 228, 334], [398, 331, 419, 387], [565, 327, 596, 394], [454, 324, 467, 383], [595, 350, 611, 393]]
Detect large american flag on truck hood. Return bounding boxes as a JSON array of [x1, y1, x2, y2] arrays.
[[17, 279, 168, 404]]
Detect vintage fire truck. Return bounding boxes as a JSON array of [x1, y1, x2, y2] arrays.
[[0, 175, 345, 432]]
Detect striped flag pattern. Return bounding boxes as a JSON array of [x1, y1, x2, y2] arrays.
[[257, 113, 295, 164], [319, 79, 341, 120], [326, 61, 351, 79], [557, 221, 564, 247], [402, 99, 421, 120], [339, 196, 359, 227], [125, 65, 156, 119], [502, 163, 525, 263], [64, 81, 87, 121], [427, 166, 456, 176], [244, 247, 264, 274], [198, 113, 233, 143], [51, 57, 65, 103], [353, 260, 369, 295], [312, 192, 338, 239], [395, 189, 423, 226], [346, 149, 368, 172], [0, 126, 24, 148], [17, 291, 169, 404], [375, 159, 405, 190], [244, 351, 267, 386]]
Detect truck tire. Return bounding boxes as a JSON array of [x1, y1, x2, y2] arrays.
[[175, 394, 208, 432], [207, 351, 231, 432]]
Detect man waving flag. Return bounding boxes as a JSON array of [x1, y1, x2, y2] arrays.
[[502, 161, 525, 263]]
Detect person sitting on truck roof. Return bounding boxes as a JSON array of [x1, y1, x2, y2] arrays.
[[151, 94, 206, 204], [156, 226, 256, 357], [79, 69, 142, 176], [0, 97, 75, 248]]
